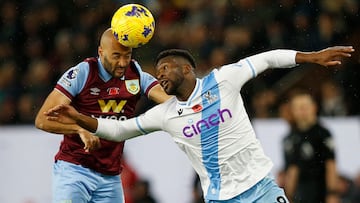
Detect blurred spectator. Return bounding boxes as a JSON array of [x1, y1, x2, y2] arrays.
[[0, 61, 19, 124], [250, 88, 278, 118], [276, 169, 287, 189], [319, 79, 348, 116], [352, 172, 360, 202], [282, 89, 339, 203], [192, 173, 205, 203], [133, 179, 157, 203], [337, 174, 357, 203], [121, 157, 139, 203], [16, 93, 37, 124]]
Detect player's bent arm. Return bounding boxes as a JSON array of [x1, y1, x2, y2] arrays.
[[325, 159, 339, 195], [220, 50, 297, 90], [247, 49, 298, 75], [284, 165, 299, 202], [35, 89, 81, 134], [147, 84, 172, 104], [230, 46, 354, 90]]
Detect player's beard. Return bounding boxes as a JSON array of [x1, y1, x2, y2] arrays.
[[103, 56, 126, 78], [164, 76, 184, 96]]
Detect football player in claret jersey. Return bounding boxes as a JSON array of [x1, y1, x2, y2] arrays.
[[45, 46, 354, 202], [35, 28, 170, 203]]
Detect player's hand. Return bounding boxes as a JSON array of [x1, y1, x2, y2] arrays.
[[44, 104, 78, 124], [78, 128, 101, 152], [314, 46, 354, 67]]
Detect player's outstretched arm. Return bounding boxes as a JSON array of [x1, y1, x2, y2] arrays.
[[45, 104, 98, 133], [45, 104, 145, 142], [296, 46, 354, 67]]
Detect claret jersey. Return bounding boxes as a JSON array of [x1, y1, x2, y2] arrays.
[[96, 50, 297, 199], [55, 57, 158, 175]]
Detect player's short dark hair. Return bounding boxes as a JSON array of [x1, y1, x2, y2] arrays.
[[155, 49, 196, 69], [287, 88, 317, 104]]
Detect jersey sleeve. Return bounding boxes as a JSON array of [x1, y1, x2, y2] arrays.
[[133, 60, 159, 97], [321, 128, 336, 160], [282, 135, 298, 168], [217, 49, 297, 91], [95, 103, 165, 142], [55, 62, 90, 100]]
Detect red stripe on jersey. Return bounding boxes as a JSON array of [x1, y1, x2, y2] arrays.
[[55, 84, 74, 100], [145, 81, 159, 97]]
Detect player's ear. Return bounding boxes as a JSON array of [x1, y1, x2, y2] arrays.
[[182, 64, 192, 74], [98, 46, 103, 57]]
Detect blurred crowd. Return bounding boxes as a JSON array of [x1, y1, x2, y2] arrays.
[[0, 0, 359, 125]]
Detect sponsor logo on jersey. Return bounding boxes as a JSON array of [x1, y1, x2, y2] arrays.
[[107, 87, 121, 95], [125, 79, 140, 95], [92, 114, 128, 121], [177, 108, 183, 115], [90, 87, 100, 95], [66, 67, 79, 80], [182, 108, 232, 137], [98, 99, 127, 113]]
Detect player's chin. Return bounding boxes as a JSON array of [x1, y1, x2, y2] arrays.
[[164, 85, 175, 95], [113, 71, 125, 78]]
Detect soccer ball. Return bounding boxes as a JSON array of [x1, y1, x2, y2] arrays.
[[111, 4, 155, 48]]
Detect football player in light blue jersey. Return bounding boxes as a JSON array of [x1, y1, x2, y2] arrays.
[[45, 46, 354, 203]]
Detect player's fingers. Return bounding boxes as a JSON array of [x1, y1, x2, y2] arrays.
[[326, 61, 341, 67], [46, 116, 59, 121], [84, 143, 90, 152], [44, 105, 64, 116], [331, 46, 354, 52], [336, 51, 352, 58]]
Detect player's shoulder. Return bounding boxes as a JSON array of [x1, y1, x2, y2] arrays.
[[130, 59, 142, 72], [62, 61, 90, 80], [157, 96, 177, 109], [315, 123, 332, 137]]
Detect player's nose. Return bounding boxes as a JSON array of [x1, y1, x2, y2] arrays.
[[118, 59, 128, 68]]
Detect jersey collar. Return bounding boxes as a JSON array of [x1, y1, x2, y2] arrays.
[[178, 78, 201, 107]]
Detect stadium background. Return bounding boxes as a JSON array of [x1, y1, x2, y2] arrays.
[[0, 0, 359, 202]]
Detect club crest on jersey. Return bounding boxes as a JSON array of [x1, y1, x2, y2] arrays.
[[125, 79, 140, 95], [107, 87, 121, 95], [202, 90, 218, 104]]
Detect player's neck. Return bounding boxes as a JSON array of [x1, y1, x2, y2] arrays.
[[176, 78, 197, 102]]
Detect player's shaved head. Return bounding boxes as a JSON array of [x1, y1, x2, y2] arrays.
[[100, 28, 118, 49]]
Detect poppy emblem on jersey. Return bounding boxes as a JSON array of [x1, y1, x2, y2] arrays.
[[125, 79, 140, 95], [66, 67, 79, 80], [107, 87, 121, 95], [192, 104, 203, 113]]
